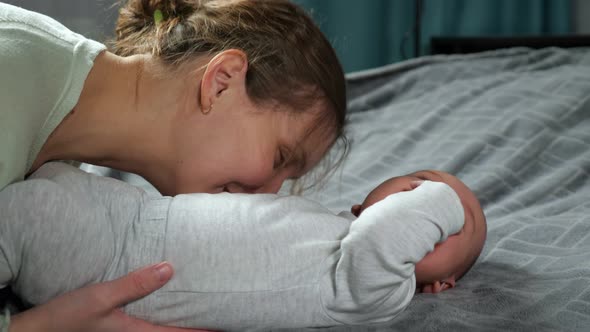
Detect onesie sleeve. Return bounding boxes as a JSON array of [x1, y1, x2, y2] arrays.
[[116, 181, 463, 330], [320, 181, 464, 324]]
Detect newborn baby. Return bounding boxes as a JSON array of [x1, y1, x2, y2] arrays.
[[0, 163, 486, 331]]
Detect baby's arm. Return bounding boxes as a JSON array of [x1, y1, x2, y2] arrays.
[[139, 181, 462, 330], [321, 181, 464, 324]]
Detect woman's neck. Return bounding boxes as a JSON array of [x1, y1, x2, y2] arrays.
[[31, 51, 177, 190]]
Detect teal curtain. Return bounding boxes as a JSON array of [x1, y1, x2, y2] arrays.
[[294, 0, 572, 72]]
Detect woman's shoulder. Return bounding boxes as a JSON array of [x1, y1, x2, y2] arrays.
[[1, 3, 87, 45], [0, 5, 106, 189], [0, 3, 105, 68]]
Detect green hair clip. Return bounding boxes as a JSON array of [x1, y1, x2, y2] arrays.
[[153, 9, 164, 25]]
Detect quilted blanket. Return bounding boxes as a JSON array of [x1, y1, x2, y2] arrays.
[[294, 47, 590, 332]]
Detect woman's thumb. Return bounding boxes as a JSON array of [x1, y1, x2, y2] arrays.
[[101, 261, 174, 308]]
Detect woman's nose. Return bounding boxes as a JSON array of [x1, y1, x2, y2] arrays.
[[225, 173, 288, 194], [254, 173, 290, 194]]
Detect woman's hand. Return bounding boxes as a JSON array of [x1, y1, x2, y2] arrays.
[[9, 262, 211, 332]]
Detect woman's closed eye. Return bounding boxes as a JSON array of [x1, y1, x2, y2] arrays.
[[274, 146, 290, 170], [274, 145, 308, 181]]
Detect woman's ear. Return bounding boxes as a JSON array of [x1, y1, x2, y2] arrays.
[[199, 49, 248, 114]]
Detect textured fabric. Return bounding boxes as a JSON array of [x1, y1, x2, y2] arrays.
[[0, 309, 8, 332], [0, 162, 463, 331], [0, 3, 105, 190], [290, 47, 590, 331]]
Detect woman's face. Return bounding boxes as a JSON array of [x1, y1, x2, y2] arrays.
[[171, 97, 335, 195], [151, 50, 338, 195]]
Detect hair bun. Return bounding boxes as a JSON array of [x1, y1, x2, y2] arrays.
[[146, 0, 201, 22], [113, 0, 202, 56], [122, 0, 200, 26]]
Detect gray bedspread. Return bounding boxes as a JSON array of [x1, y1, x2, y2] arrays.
[[83, 47, 590, 331], [293, 47, 590, 332]]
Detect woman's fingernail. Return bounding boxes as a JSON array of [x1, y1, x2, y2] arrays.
[[154, 262, 173, 282]]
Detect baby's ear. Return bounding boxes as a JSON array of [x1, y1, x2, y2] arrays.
[[351, 204, 362, 217]]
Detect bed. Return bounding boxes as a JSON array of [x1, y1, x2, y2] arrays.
[[83, 47, 590, 331]]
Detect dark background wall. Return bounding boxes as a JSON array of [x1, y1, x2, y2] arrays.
[[6, 0, 589, 73]]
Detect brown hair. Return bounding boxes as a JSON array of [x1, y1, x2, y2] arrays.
[[112, 0, 348, 189]]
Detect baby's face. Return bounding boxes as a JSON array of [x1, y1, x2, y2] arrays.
[[352, 170, 487, 294]]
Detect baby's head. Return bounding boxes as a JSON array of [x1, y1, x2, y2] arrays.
[[351, 170, 487, 294]]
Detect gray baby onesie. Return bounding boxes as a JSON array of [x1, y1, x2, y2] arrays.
[[0, 162, 463, 331]]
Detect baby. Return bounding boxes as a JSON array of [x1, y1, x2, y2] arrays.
[[0, 162, 486, 331]]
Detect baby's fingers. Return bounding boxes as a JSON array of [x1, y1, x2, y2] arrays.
[[409, 180, 424, 189]]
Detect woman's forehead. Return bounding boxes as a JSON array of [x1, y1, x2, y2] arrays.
[[293, 110, 337, 160], [294, 129, 336, 177]]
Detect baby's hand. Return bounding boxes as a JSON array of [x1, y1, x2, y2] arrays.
[[351, 180, 425, 217]]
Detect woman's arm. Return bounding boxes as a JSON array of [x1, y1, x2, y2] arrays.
[[9, 262, 210, 332]]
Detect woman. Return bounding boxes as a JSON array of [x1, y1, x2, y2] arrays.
[[0, 0, 347, 331]]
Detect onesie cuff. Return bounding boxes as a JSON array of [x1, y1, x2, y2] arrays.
[[412, 181, 465, 240]]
